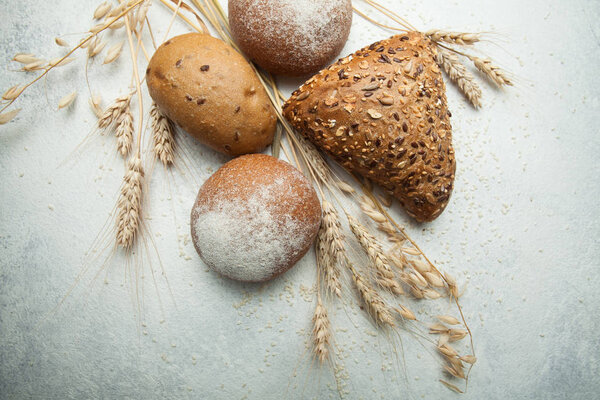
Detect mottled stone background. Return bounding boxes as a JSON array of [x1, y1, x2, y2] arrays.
[[0, 0, 598, 399]]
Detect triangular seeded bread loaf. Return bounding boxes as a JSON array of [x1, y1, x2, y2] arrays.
[[283, 32, 456, 222]]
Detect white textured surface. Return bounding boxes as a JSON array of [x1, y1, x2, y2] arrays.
[[1, 1, 599, 399]]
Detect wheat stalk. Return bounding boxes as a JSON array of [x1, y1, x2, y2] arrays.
[[312, 296, 331, 363], [470, 56, 513, 87], [115, 107, 134, 157], [116, 154, 144, 249], [426, 30, 480, 45], [436, 49, 482, 108], [150, 103, 175, 167], [348, 264, 395, 327]]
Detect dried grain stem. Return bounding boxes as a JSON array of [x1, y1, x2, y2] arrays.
[[124, 10, 144, 153]]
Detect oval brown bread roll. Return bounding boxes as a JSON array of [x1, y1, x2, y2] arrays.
[[146, 33, 277, 156], [283, 32, 456, 222], [190, 154, 321, 282], [228, 0, 353, 76]]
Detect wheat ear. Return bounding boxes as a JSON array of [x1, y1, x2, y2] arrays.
[[346, 215, 402, 294], [348, 264, 395, 327], [312, 296, 331, 363], [150, 103, 175, 166], [115, 107, 133, 157], [435, 49, 482, 108], [470, 56, 513, 87], [98, 93, 132, 131], [316, 200, 346, 297], [116, 154, 144, 249], [426, 30, 480, 45], [295, 134, 331, 183]]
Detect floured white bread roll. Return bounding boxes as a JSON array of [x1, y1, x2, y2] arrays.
[[191, 154, 321, 282]]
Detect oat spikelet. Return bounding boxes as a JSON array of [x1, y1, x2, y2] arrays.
[[436, 49, 482, 108], [115, 108, 133, 156], [2, 85, 22, 101], [471, 56, 513, 87], [22, 61, 45, 71], [0, 109, 21, 125], [13, 54, 39, 64], [359, 196, 403, 243], [49, 57, 75, 67], [106, 1, 126, 18], [135, 0, 150, 29], [93, 1, 112, 19], [150, 103, 175, 166], [89, 95, 103, 118], [312, 297, 331, 363], [55, 37, 69, 47], [349, 265, 394, 327], [347, 215, 402, 294], [426, 30, 480, 45], [116, 155, 144, 249], [58, 91, 77, 109], [98, 94, 131, 131], [103, 41, 124, 64], [440, 379, 464, 393]]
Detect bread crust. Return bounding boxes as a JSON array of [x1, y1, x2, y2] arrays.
[[228, 0, 352, 76], [190, 154, 322, 282], [146, 33, 277, 156], [283, 32, 455, 222]]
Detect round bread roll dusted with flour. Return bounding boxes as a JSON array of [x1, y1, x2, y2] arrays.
[[146, 33, 277, 156], [191, 154, 321, 282], [228, 0, 353, 76]]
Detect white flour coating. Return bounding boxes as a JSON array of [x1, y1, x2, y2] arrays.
[[192, 177, 314, 282], [234, 0, 351, 66]]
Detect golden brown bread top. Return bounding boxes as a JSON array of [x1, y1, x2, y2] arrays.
[[283, 32, 455, 222], [146, 33, 276, 156]]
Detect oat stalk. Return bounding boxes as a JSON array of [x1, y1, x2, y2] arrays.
[[0, 0, 146, 115]]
